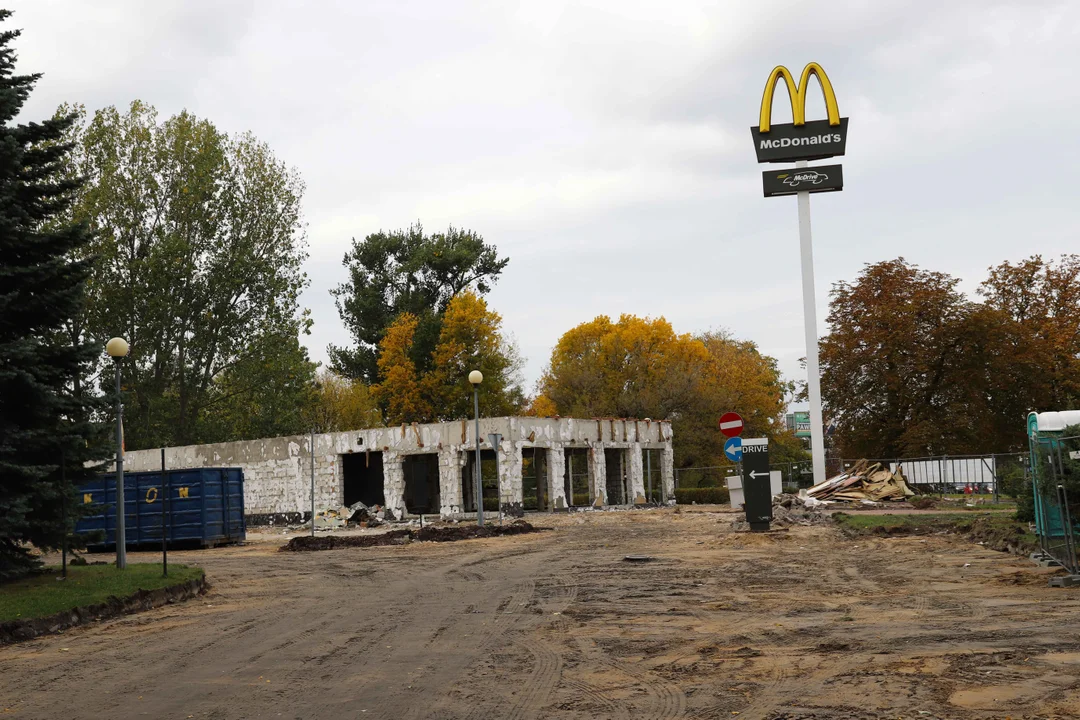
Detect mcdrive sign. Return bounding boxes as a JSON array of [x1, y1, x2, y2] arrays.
[[750, 62, 849, 163]]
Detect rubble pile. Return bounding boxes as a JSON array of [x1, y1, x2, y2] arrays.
[[770, 494, 830, 527], [729, 494, 829, 531], [806, 460, 915, 502], [313, 501, 386, 530]]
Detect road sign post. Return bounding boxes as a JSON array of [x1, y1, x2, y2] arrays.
[[751, 62, 846, 487], [741, 438, 771, 532]]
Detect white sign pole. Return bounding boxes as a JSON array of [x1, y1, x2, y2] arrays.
[[795, 159, 827, 485]]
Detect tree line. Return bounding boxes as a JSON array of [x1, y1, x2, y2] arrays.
[[821, 256, 1080, 458]]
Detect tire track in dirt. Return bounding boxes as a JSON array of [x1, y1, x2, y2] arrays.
[[503, 637, 564, 720], [563, 677, 632, 719], [721, 654, 869, 720], [501, 575, 580, 719], [574, 637, 688, 719]]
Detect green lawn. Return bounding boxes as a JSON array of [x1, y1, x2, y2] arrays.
[[0, 564, 203, 623]]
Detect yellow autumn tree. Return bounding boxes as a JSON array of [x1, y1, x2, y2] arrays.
[[373, 312, 433, 424], [374, 293, 525, 424], [423, 291, 525, 419], [535, 315, 793, 467]]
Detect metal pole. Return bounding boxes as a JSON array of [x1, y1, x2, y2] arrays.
[[646, 449, 652, 503], [796, 158, 826, 487], [1056, 484, 1077, 574], [61, 448, 67, 580], [310, 429, 316, 537], [473, 388, 484, 526], [491, 437, 502, 525], [161, 447, 167, 577], [114, 359, 126, 570]]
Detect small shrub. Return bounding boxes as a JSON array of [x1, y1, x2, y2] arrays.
[[674, 487, 731, 505], [572, 493, 592, 506]]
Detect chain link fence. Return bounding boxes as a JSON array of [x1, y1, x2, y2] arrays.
[[1030, 434, 1080, 574], [675, 453, 1029, 503]]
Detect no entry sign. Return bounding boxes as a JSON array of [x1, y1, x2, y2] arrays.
[[719, 413, 744, 438]]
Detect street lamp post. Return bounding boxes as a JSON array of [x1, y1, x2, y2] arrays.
[[469, 370, 484, 526], [106, 337, 129, 570]]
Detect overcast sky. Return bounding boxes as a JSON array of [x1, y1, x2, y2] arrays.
[[11, 0, 1080, 401]]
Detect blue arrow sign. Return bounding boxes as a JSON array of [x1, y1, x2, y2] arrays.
[[724, 436, 742, 462]]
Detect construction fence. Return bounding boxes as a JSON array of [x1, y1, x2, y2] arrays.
[[675, 453, 1029, 500], [1029, 433, 1080, 574]]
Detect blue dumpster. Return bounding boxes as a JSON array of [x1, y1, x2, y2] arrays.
[[77, 468, 246, 550]]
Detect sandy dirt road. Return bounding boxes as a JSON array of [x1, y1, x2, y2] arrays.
[[3, 508, 1080, 719]]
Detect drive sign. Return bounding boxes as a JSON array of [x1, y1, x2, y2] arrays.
[[719, 412, 744, 438]]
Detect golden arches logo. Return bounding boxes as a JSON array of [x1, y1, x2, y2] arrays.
[[759, 62, 840, 133]]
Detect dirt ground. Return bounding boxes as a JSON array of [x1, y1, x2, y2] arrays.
[[3, 507, 1080, 720]]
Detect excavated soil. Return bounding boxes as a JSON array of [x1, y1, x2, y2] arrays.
[[3, 507, 1079, 719], [280, 520, 541, 551], [837, 513, 1037, 555]]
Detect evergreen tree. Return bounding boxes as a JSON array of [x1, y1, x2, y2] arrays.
[[0, 11, 103, 581]]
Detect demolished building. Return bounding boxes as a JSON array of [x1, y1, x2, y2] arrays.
[[121, 416, 674, 523]]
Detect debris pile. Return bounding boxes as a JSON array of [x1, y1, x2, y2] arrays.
[[806, 460, 915, 502], [282, 520, 540, 552], [313, 501, 386, 530], [770, 493, 830, 527], [729, 494, 828, 531]]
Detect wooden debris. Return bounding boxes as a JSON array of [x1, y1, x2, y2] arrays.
[[806, 461, 915, 502]]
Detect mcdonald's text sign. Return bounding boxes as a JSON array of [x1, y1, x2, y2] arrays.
[[750, 62, 849, 163]]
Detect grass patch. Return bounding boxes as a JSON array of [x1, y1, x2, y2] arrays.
[[0, 564, 203, 623], [832, 512, 1037, 554]]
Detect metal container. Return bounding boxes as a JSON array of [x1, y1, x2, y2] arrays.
[[77, 468, 245, 549]]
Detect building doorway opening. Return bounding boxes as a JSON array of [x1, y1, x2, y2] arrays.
[[342, 451, 384, 508], [642, 449, 662, 503], [522, 447, 549, 511], [462, 449, 498, 513], [563, 448, 590, 506], [403, 454, 440, 515], [605, 448, 628, 505]]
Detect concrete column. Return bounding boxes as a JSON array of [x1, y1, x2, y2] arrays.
[[548, 444, 567, 510], [438, 446, 463, 516], [660, 446, 675, 504], [500, 441, 524, 513], [589, 444, 607, 505], [628, 443, 646, 504], [383, 452, 407, 520]]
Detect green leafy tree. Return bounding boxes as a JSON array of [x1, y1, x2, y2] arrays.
[[329, 223, 508, 384], [304, 369, 383, 433], [60, 101, 310, 449], [0, 13, 104, 580], [199, 330, 318, 442]]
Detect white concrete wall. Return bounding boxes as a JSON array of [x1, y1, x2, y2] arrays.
[[122, 416, 674, 518]]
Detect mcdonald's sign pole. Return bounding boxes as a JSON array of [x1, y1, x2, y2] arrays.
[[750, 62, 848, 486]]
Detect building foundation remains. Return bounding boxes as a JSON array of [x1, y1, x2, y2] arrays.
[[121, 417, 674, 523], [122, 416, 669, 524]]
